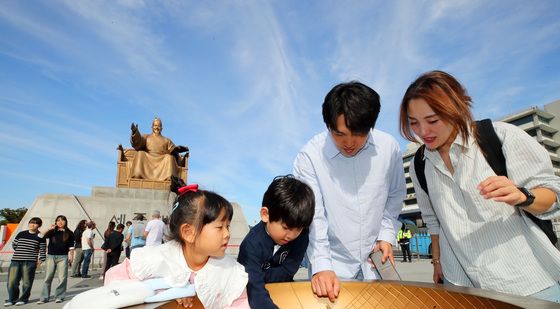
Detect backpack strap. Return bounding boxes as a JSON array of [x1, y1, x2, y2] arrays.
[[476, 119, 507, 177], [476, 119, 557, 245], [413, 144, 428, 195]]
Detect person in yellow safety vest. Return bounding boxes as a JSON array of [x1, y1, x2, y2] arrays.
[[397, 223, 412, 262]]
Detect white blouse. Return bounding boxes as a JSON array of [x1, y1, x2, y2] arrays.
[[130, 241, 248, 309], [410, 121, 560, 296]]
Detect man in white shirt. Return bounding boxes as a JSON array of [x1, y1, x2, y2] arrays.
[[80, 221, 96, 278], [293, 82, 406, 301], [144, 210, 165, 246]]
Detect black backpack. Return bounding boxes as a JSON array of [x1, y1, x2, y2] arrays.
[[414, 119, 558, 245]]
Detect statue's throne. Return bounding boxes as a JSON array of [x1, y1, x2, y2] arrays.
[[116, 146, 189, 190]]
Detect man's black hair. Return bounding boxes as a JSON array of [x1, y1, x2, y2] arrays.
[[262, 175, 315, 229], [322, 81, 381, 134], [29, 217, 42, 228]]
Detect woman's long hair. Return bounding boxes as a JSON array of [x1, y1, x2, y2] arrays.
[[104, 221, 116, 238], [400, 70, 476, 146], [44, 215, 73, 243]]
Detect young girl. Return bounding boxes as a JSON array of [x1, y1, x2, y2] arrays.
[[129, 185, 248, 308], [39, 215, 75, 304], [399, 70, 560, 302]]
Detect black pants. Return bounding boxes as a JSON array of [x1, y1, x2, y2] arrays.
[[103, 252, 121, 275], [400, 243, 411, 262]]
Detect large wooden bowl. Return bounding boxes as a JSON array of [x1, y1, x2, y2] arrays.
[[131, 281, 559, 308], [265, 281, 559, 309]]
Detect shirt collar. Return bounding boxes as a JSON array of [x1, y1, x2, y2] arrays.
[[325, 129, 375, 159], [260, 221, 276, 246]]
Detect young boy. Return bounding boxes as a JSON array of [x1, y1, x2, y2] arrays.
[[238, 175, 315, 309], [5, 217, 46, 306]]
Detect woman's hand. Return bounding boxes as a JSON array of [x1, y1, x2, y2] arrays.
[[478, 176, 525, 206], [176, 297, 194, 308]]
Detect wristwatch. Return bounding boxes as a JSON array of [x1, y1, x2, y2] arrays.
[[515, 187, 535, 207]]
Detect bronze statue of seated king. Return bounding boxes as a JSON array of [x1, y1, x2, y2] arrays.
[[116, 118, 188, 190]]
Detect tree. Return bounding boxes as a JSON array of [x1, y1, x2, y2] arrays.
[[0, 207, 28, 225]]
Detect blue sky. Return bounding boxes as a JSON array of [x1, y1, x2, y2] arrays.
[[1, 1, 559, 225]]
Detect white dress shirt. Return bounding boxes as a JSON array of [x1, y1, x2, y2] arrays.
[[293, 129, 406, 279], [410, 121, 560, 296]]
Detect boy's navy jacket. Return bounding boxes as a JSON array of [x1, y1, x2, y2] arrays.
[[237, 221, 309, 309]]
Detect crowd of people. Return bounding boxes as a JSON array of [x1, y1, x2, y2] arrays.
[[5, 70, 560, 308], [4, 210, 169, 306]]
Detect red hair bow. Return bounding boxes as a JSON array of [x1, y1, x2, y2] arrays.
[[178, 184, 199, 195]]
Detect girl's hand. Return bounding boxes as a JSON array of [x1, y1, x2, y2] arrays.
[[50, 224, 56, 230], [176, 297, 194, 308], [433, 262, 444, 284], [477, 176, 525, 205]]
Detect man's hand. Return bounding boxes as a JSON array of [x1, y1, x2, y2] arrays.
[[311, 270, 340, 302], [176, 296, 194, 308], [107, 249, 112, 253], [372, 240, 395, 266]]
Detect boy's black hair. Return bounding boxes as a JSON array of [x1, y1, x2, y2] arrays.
[[29, 217, 42, 228], [116, 223, 125, 230], [322, 81, 381, 134], [262, 175, 315, 229]]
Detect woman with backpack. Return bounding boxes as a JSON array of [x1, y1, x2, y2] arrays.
[[399, 70, 560, 302]]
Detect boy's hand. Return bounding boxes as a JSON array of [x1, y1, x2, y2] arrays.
[[176, 296, 194, 308], [311, 270, 340, 302]]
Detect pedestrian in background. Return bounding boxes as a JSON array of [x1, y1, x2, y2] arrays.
[[101, 223, 124, 278], [123, 221, 132, 258], [397, 223, 412, 263], [4, 217, 46, 306], [38, 215, 75, 304], [99, 221, 116, 280], [144, 210, 165, 246], [126, 214, 146, 252], [70, 219, 87, 278], [80, 221, 96, 279]]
